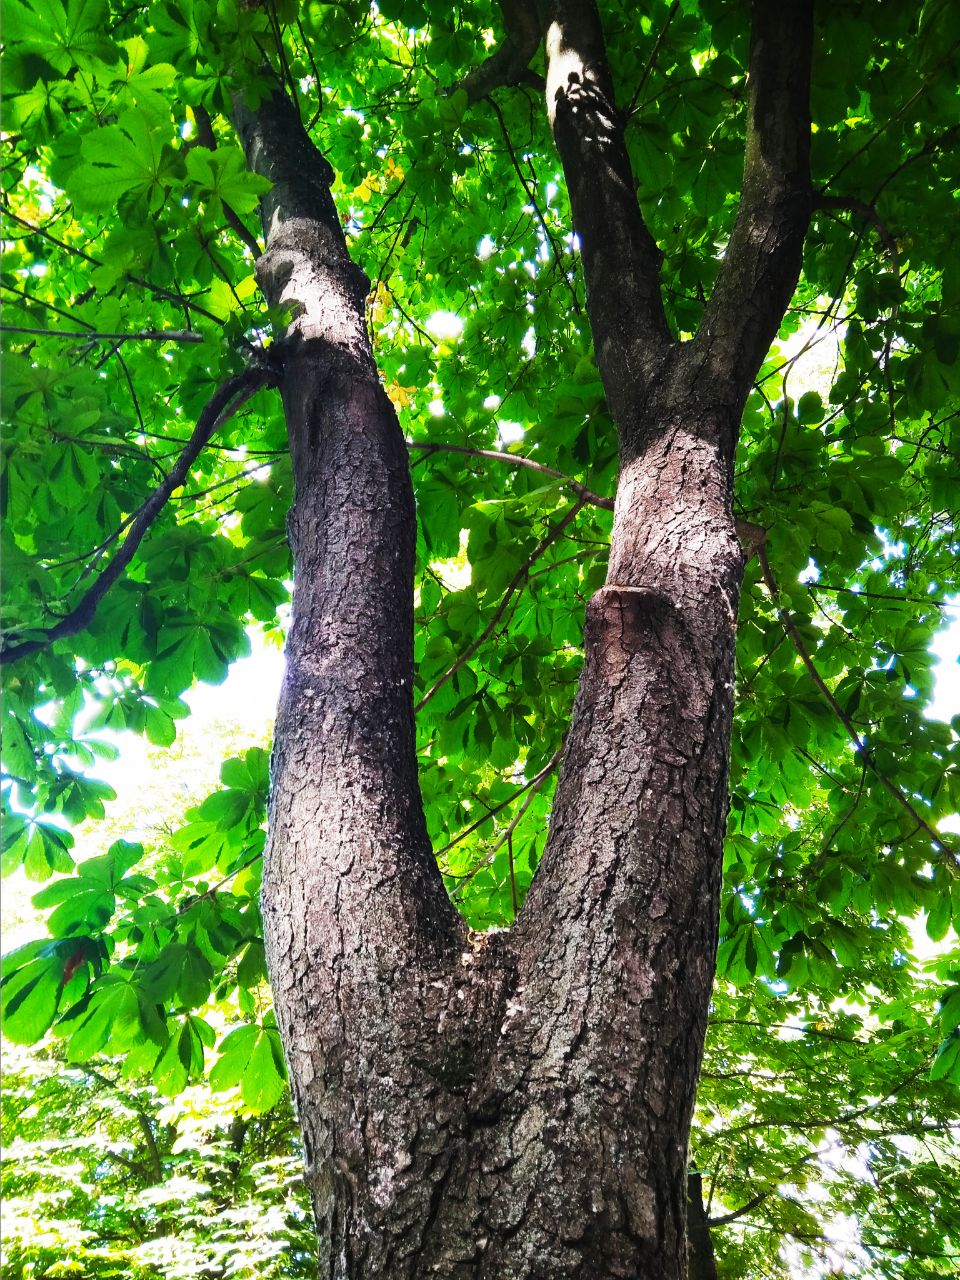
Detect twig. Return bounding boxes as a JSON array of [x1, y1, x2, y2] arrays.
[[757, 544, 958, 869], [0, 363, 276, 666], [434, 751, 564, 859], [487, 95, 581, 311], [812, 194, 899, 267], [1, 205, 226, 330], [450, 750, 561, 898], [408, 440, 614, 509], [1, 324, 204, 344], [626, 0, 680, 117], [416, 499, 587, 710]]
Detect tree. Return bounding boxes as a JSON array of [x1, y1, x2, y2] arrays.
[[2, 1039, 317, 1280], [1, 1, 959, 1277]]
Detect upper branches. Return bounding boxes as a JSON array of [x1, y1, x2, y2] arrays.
[[536, 0, 674, 414], [460, 0, 543, 102], [461, 1, 673, 417], [0, 362, 276, 667], [691, 0, 814, 404]]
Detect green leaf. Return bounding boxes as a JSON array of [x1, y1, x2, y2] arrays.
[[68, 109, 177, 211]]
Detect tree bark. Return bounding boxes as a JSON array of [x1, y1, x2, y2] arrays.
[[232, 0, 813, 1273]]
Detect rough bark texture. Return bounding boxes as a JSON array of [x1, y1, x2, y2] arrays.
[[234, 1, 814, 1275]]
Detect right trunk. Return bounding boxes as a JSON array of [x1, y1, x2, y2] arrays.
[[414, 403, 745, 1277]]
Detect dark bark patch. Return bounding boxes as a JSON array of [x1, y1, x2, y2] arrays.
[[586, 584, 682, 678]]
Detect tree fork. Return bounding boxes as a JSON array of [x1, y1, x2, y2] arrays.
[[230, 0, 814, 1269]]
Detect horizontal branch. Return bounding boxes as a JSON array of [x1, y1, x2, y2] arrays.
[[1, 324, 204, 344], [813, 193, 899, 266], [0, 363, 276, 667], [757, 545, 958, 870], [1, 205, 227, 331], [408, 439, 614, 509], [707, 1188, 772, 1228]]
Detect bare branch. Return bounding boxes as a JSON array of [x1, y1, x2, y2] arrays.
[[486, 94, 582, 311], [1, 324, 204, 344], [625, 0, 680, 118], [0, 362, 276, 666], [450, 749, 561, 898], [408, 439, 614, 509]]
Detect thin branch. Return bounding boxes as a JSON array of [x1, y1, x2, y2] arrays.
[[1, 281, 97, 329], [809, 583, 957, 611], [416, 499, 587, 710], [191, 103, 263, 260], [1, 324, 204, 344], [486, 94, 582, 311], [437, 749, 563, 864], [450, 750, 561, 898], [408, 439, 613, 509], [707, 1188, 772, 1228], [1, 205, 227, 330], [0, 363, 276, 666], [812, 194, 899, 267], [757, 544, 958, 869], [625, 0, 680, 117]]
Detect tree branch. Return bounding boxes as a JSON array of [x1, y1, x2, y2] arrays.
[[486, 93, 582, 311], [536, 0, 673, 412], [692, 0, 814, 397], [459, 0, 543, 102], [1, 324, 204, 344], [416, 497, 586, 710], [812, 194, 899, 268], [408, 439, 614, 509], [191, 103, 264, 260], [757, 544, 959, 870], [0, 362, 276, 666], [448, 748, 561, 896], [434, 750, 563, 858]]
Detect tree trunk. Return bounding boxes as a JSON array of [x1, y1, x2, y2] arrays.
[[233, 0, 813, 1274]]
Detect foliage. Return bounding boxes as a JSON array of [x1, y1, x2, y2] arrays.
[[1, 1040, 316, 1280], [1, 0, 959, 1275]]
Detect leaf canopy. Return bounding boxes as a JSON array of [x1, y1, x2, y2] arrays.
[[2, 0, 959, 1274]]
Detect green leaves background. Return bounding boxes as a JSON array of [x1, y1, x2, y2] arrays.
[[2, 0, 959, 1274]]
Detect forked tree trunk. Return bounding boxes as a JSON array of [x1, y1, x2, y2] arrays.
[[234, 2, 813, 1276]]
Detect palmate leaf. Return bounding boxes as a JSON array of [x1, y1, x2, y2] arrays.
[[106, 36, 178, 121], [210, 1021, 286, 1113], [3, 0, 118, 73], [185, 145, 272, 216], [66, 108, 179, 212], [1, 952, 63, 1044]]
